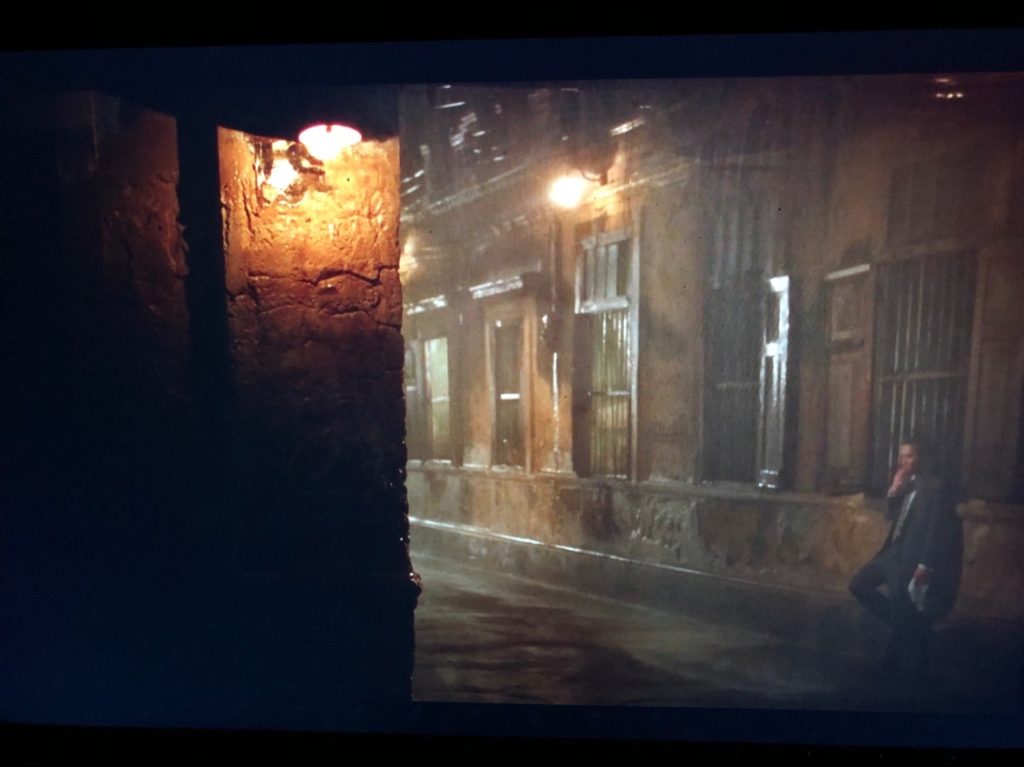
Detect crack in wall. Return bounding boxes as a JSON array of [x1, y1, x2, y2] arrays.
[[308, 266, 380, 286]]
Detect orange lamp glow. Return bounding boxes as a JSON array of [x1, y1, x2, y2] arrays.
[[548, 172, 588, 209], [298, 123, 362, 162]]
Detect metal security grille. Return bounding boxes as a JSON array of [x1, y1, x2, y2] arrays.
[[590, 308, 631, 477], [871, 253, 976, 490]]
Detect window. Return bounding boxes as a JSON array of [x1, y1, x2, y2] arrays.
[[870, 252, 976, 491], [704, 276, 761, 482], [823, 264, 874, 494], [424, 336, 451, 460], [574, 228, 633, 479], [589, 308, 631, 477], [757, 276, 790, 489], [702, 181, 789, 487], [580, 232, 630, 309], [492, 319, 524, 467], [404, 342, 426, 460]]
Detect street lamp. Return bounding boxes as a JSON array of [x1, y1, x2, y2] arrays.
[[297, 123, 363, 162], [548, 170, 589, 210]]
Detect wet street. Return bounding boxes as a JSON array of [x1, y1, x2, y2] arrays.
[[412, 552, 1022, 714]]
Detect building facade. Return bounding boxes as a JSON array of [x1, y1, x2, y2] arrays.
[[400, 75, 1024, 620]]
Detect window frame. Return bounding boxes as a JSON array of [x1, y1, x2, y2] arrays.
[[489, 314, 528, 470], [423, 335, 452, 462], [869, 250, 978, 494], [404, 300, 456, 465], [573, 225, 638, 481], [483, 301, 536, 473]]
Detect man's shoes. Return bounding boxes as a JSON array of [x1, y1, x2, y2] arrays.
[[906, 659, 929, 683], [906, 643, 930, 683], [879, 639, 903, 674]]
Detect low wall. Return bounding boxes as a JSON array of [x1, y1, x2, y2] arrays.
[[408, 463, 1024, 620]]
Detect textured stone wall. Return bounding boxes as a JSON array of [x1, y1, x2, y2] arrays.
[[408, 466, 1021, 619], [217, 127, 415, 701], [0, 92, 215, 725], [959, 502, 1024, 615], [637, 183, 703, 483], [219, 126, 407, 568], [50, 96, 192, 434], [17, 93, 196, 552]]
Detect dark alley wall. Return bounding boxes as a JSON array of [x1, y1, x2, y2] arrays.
[[219, 127, 416, 702], [2, 92, 198, 584], [0, 88, 415, 726]]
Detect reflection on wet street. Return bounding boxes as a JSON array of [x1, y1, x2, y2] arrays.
[[413, 554, 1021, 713]]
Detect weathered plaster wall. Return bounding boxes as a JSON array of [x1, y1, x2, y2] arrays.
[[959, 503, 1024, 613], [3, 87, 422, 722], [0, 92, 215, 724], [218, 127, 408, 570], [409, 467, 1022, 619], [408, 468, 881, 583], [48, 95, 192, 439], [19, 94, 196, 546], [85, 100, 192, 404], [637, 182, 703, 482], [826, 112, 1002, 264], [216, 128, 415, 701], [822, 100, 1024, 504], [403, 80, 1024, 629], [461, 304, 492, 467]]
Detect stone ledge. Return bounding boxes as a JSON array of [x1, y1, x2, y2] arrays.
[[958, 499, 1024, 522], [410, 516, 1024, 633], [409, 463, 1024, 521], [411, 515, 874, 656]]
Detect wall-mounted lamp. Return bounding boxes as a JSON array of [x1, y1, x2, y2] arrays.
[[297, 123, 362, 162], [257, 123, 364, 203], [265, 158, 300, 193], [548, 171, 589, 210]]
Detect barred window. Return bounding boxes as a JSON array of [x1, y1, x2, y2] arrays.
[[573, 226, 633, 479], [589, 308, 631, 478], [701, 176, 789, 487], [871, 253, 976, 490]]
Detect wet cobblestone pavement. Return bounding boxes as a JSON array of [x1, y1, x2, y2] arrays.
[[412, 553, 1022, 714]]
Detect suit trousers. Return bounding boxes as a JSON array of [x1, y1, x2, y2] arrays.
[[849, 545, 931, 675]]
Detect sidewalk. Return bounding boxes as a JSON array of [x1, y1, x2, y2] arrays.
[[411, 518, 1023, 713]]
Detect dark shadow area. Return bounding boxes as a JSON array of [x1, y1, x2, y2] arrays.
[[2, 35, 1024, 753]]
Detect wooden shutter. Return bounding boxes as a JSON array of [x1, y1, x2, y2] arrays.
[[493, 319, 524, 467], [757, 275, 790, 488], [823, 265, 873, 493], [704, 276, 761, 482]]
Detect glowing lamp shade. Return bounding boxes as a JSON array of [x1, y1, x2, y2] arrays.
[[548, 173, 588, 209], [298, 123, 362, 162]]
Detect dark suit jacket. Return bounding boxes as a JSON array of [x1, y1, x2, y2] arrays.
[[882, 474, 964, 619]]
